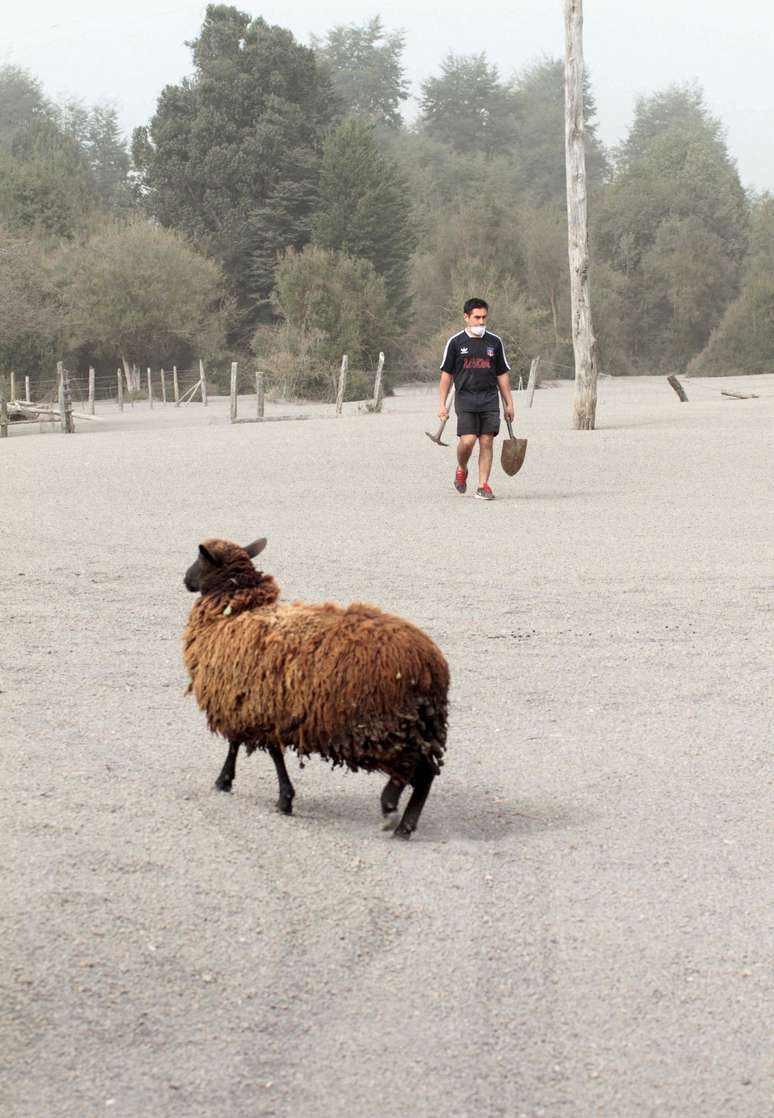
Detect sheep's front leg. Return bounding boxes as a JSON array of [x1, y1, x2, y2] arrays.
[[268, 745, 295, 815], [215, 740, 240, 792]]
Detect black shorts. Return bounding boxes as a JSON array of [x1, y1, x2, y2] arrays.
[[456, 410, 500, 437]]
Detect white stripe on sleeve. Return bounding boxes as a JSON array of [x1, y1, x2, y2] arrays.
[[439, 332, 462, 371], [489, 332, 511, 371]]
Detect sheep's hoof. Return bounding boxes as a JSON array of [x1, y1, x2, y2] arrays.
[[381, 812, 398, 832], [392, 824, 413, 840], [214, 778, 232, 793], [277, 800, 293, 816]]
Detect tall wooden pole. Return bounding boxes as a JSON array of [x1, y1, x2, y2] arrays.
[[564, 0, 599, 430]]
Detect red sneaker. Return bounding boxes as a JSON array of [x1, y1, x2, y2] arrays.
[[475, 483, 495, 501], [454, 467, 468, 493]]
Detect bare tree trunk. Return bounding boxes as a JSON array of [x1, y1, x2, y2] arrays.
[[564, 0, 599, 430]]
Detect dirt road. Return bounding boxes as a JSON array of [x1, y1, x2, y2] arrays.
[[1, 377, 771, 1117]]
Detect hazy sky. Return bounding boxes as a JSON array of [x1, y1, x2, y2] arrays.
[[4, 1, 773, 191]]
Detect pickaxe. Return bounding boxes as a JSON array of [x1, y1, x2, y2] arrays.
[[425, 390, 454, 446]]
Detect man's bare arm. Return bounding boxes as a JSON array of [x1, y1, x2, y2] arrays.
[[498, 373, 514, 421], [438, 371, 453, 418]]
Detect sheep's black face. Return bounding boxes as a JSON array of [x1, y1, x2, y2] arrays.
[[184, 544, 221, 593], [184, 539, 267, 595], [183, 558, 202, 592]]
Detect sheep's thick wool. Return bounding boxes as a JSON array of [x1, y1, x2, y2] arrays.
[[183, 539, 448, 780]]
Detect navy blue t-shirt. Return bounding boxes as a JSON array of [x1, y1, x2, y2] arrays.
[[440, 330, 510, 412]]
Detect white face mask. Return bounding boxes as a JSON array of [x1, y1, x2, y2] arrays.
[[470, 324, 486, 337]]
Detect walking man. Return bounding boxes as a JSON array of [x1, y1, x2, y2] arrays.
[[438, 298, 514, 500]]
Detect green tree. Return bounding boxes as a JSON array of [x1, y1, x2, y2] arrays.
[[0, 66, 52, 144], [312, 117, 415, 317], [132, 4, 338, 331], [510, 57, 606, 203], [312, 16, 409, 128], [0, 118, 98, 236], [56, 220, 228, 370], [418, 53, 517, 155], [0, 226, 62, 383], [268, 244, 395, 372], [689, 194, 774, 376], [522, 201, 569, 344], [60, 100, 132, 213], [594, 84, 749, 369]]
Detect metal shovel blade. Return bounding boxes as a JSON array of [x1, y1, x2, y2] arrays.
[[501, 415, 527, 475]]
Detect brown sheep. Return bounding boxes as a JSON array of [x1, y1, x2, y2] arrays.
[[183, 538, 449, 838]]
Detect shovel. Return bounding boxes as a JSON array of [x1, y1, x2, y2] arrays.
[[501, 414, 528, 476]]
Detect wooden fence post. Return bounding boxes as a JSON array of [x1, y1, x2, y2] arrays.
[[88, 366, 95, 414], [526, 356, 541, 408], [147, 367, 153, 408], [336, 354, 348, 416], [256, 371, 265, 418], [667, 375, 688, 402], [25, 376, 30, 402], [10, 371, 15, 401], [0, 375, 8, 438], [230, 362, 238, 422], [372, 351, 385, 412], [58, 361, 75, 433], [160, 368, 167, 405], [117, 368, 124, 411], [173, 366, 179, 406], [199, 359, 208, 406]]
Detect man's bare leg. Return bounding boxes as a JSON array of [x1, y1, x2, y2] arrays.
[[457, 434, 477, 470], [478, 433, 494, 487]]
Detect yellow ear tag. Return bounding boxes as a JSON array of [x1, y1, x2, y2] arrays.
[[223, 604, 233, 617]]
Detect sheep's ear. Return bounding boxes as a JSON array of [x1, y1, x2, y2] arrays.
[[244, 538, 267, 559], [198, 544, 221, 566]]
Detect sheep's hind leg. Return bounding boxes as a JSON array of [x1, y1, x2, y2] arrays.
[[215, 740, 240, 792], [268, 745, 295, 815], [380, 777, 406, 830], [393, 758, 435, 840]]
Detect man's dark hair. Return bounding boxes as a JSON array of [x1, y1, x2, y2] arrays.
[[463, 297, 488, 315]]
